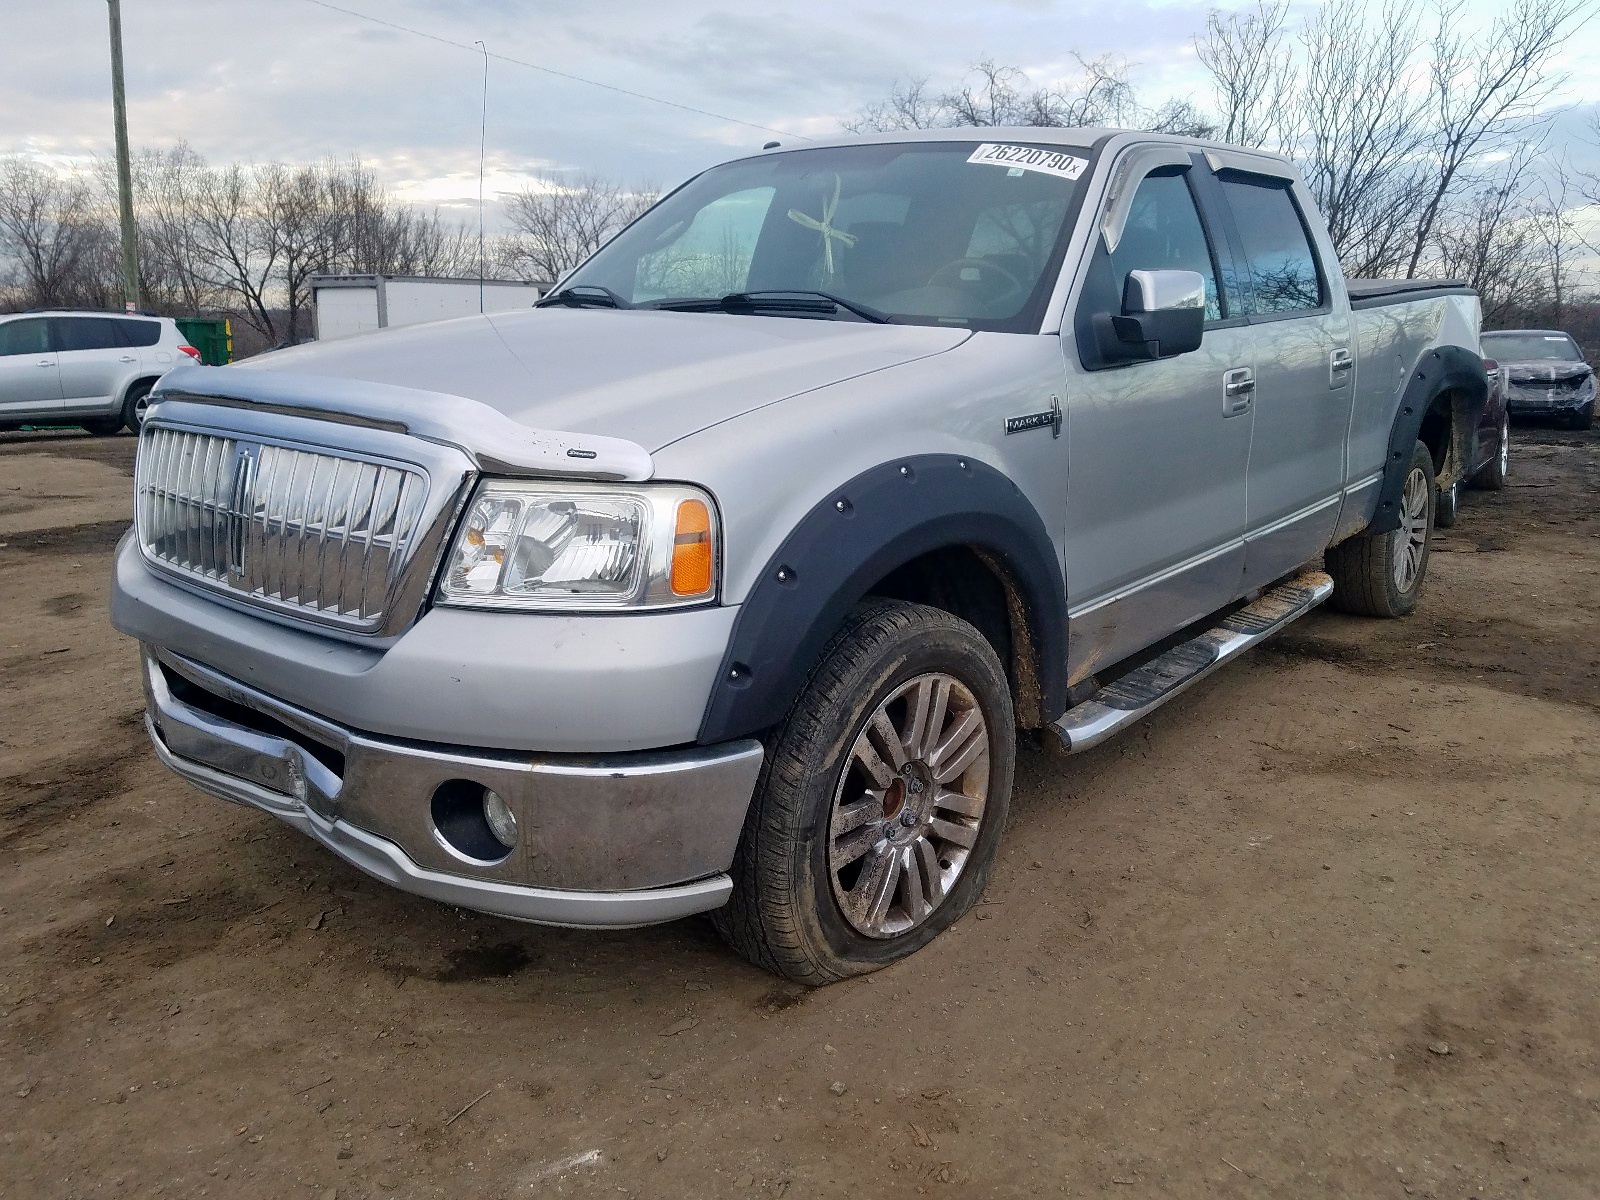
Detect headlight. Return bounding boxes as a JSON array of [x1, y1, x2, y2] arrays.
[[435, 479, 718, 611]]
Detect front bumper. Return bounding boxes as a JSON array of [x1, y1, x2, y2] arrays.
[[1504, 378, 1594, 414], [141, 648, 763, 928]]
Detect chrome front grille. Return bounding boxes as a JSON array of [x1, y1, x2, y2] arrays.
[[135, 424, 430, 631]]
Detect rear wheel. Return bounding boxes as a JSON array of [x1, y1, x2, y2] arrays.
[[1325, 440, 1435, 618], [1471, 415, 1509, 490], [1434, 474, 1459, 528], [120, 381, 154, 433], [713, 599, 1015, 985]]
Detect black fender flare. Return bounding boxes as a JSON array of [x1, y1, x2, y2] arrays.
[[1369, 344, 1488, 534], [697, 454, 1068, 745]]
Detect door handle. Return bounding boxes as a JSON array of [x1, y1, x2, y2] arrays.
[[119, 354, 137, 363], [1329, 347, 1353, 389], [38, 359, 54, 367], [1222, 367, 1254, 416]]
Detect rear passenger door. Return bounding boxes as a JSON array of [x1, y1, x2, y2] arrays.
[[119, 317, 173, 374], [1212, 172, 1355, 588], [52, 316, 134, 413], [0, 317, 64, 420]]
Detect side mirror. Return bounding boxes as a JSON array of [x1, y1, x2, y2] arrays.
[[1093, 269, 1206, 363]]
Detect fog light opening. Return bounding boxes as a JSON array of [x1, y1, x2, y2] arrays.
[[430, 779, 516, 863]]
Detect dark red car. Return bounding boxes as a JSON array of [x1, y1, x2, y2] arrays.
[[1433, 352, 1507, 527]]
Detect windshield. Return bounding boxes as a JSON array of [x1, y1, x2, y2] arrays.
[[561, 140, 1094, 332], [1481, 332, 1583, 362]]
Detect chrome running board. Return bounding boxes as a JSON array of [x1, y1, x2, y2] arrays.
[[1050, 568, 1334, 754]]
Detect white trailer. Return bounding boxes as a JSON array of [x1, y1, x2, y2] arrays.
[[310, 274, 546, 341]]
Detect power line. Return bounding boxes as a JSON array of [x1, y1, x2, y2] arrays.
[[298, 0, 811, 142]]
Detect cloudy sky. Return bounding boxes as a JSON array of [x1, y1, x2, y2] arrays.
[[3, 0, 1598, 223]]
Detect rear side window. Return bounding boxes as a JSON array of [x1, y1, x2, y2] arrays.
[[1220, 178, 1324, 315], [0, 318, 51, 357], [50, 317, 124, 352], [116, 319, 162, 347]]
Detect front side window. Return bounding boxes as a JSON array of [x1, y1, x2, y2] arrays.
[[51, 317, 122, 352], [565, 141, 1094, 331], [1221, 178, 1323, 315], [1107, 172, 1222, 321], [0, 318, 51, 357]]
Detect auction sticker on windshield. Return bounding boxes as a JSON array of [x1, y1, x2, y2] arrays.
[[967, 144, 1088, 180]]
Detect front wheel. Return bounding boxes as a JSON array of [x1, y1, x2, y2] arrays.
[[1571, 404, 1594, 432], [1325, 439, 1435, 618], [713, 599, 1015, 985]]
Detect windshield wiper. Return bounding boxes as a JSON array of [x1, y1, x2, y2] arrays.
[[535, 285, 633, 310], [728, 290, 892, 323], [649, 290, 891, 324]]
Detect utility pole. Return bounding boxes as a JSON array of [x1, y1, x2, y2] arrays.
[[107, 0, 139, 312], [474, 40, 488, 314]]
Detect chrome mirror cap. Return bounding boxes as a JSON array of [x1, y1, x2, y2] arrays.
[[1123, 269, 1206, 315]]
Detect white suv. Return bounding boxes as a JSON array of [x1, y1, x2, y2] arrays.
[[0, 310, 201, 435]]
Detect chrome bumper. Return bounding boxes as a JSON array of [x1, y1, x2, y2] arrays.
[[140, 648, 763, 929]]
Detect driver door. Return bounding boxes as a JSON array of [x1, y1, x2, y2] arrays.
[[1061, 158, 1255, 684]]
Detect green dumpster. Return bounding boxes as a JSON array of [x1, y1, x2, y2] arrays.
[[174, 317, 233, 365]]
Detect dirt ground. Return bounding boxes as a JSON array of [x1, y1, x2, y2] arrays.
[[2, 422, 1597, 1200]]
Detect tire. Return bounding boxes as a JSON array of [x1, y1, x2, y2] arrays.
[[1572, 404, 1594, 432], [1434, 474, 1459, 528], [1470, 415, 1509, 490], [713, 599, 1016, 985], [82, 417, 124, 437], [1325, 439, 1435, 618], [120, 380, 154, 433]]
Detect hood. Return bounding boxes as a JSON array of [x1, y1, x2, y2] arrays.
[[1502, 359, 1592, 383], [234, 308, 971, 451]]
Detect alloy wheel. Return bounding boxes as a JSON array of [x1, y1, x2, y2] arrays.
[[827, 673, 992, 939], [1393, 465, 1429, 592]]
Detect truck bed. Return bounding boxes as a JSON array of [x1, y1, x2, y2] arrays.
[[1345, 277, 1474, 311]]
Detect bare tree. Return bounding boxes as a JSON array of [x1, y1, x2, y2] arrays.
[[1402, 0, 1589, 277], [1527, 160, 1592, 329], [0, 157, 110, 308], [1195, 0, 1293, 149], [323, 158, 477, 278], [1294, 0, 1435, 276], [94, 143, 224, 315], [1431, 166, 1543, 325], [500, 173, 658, 283], [843, 76, 945, 133], [846, 56, 1215, 137], [186, 162, 281, 340]]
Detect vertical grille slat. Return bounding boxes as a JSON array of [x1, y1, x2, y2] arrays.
[[133, 425, 429, 632]]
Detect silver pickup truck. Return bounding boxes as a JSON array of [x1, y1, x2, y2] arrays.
[[111, 128, 1487, 984]]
